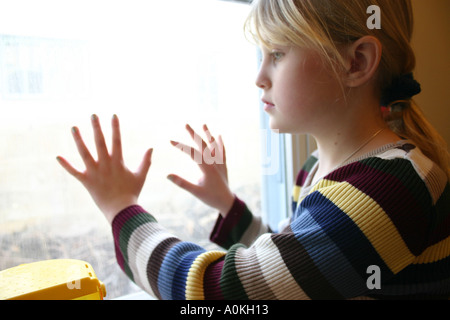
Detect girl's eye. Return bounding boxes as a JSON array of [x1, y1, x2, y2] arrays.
[[270, 51, 284, 62]]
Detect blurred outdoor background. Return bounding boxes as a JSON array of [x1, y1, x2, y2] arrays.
[[0, 0, 263, 299]]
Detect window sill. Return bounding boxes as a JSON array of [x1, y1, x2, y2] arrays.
[[113, 290, 155, 300]]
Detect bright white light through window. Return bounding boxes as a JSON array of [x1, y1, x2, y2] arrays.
[[0, 0, 261, 298]]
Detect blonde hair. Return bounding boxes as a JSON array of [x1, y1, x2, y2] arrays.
[[245, 0, 450, 179]]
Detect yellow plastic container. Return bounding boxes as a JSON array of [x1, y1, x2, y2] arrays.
[[0, 259, 106, 300]]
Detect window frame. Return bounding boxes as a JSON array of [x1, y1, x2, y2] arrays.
[[259, 118, 316, 231]]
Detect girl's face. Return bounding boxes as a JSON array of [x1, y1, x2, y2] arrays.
[[256, 45, 345, 134]]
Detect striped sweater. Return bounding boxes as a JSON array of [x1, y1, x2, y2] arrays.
[[112, 141, 450, 299]]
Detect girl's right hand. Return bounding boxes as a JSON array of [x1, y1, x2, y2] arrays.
[[56, 115, 153, 224], [168, 124, 235, 216]]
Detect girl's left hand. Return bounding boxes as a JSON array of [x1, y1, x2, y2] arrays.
[[56, 114, 153, 224], [167, 124, 235, 216]]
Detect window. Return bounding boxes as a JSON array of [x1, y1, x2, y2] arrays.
[[0, 0, 268, 299], [0, 35, 89, 99]]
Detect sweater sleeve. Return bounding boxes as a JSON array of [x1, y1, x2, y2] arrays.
[[111, 151, 450, 300], [209, 196, 271, 250], [111, 196, 273, 300]]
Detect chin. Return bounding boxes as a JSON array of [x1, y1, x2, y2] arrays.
[[268, 121, 291, 134], [269, 118, 310, 135]]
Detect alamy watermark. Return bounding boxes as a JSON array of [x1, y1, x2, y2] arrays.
[[66, 265, 82, 290], [172, 129, 281, 176], [367, 5, 381, 30], [366, 265, 381, 290]]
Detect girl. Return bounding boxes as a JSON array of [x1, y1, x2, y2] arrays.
[[57, 0, 450, 299]]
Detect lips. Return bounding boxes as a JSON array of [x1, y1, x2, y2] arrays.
[[262, 99, 275, 111]]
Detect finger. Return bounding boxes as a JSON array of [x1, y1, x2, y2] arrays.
[[202, 124, 216, 157], [91, 114, 109, 161], [170, 140, 203, 165], [167, 174, 201, 196], [185, 124, 208, 153], [217, 134, 226, 163], [217, 135, 228, 181], [71, 126, 95, 166], [203, 124, 225, 161], [56, 156, 85, 182], [111, 114, 123, 162], [203, 124, 214, 144], [136, 148, 153, 181]]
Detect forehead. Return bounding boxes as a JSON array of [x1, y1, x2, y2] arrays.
[[260, 44, 292, 52]]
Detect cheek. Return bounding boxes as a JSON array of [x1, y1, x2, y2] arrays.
[[275, 71, 320, 115], [271, 62, 345, 134], [280, 62, 342, 112]]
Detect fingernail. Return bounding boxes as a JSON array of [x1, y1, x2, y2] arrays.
[[91, 114, 98, 121], [71, 127, 77, 134]]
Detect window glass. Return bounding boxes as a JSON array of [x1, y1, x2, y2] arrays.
[[0, 0, 261, 299]]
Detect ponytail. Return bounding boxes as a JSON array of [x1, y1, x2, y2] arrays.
[[384, 100, 450, 180], [381, 73, 450, 180]]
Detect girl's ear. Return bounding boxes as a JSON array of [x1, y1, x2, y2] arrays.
[[343, 36, 382, 88]]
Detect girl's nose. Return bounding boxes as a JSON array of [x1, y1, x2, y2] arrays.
[[255, 67, 271, 90]]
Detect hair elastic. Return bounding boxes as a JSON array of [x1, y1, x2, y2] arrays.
[[380, 73, 421, 108]]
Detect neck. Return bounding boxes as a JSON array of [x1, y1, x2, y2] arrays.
[[312, 100, 399, 178]]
